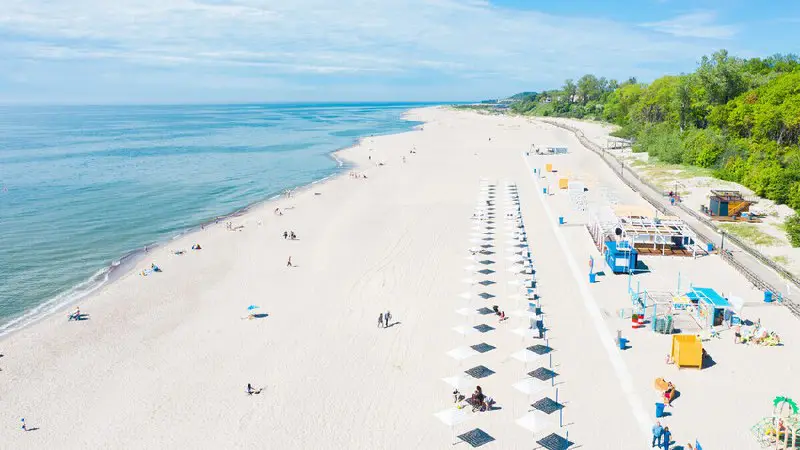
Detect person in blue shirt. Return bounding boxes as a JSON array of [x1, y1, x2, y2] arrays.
[[662, 426, 672, 450], [651, 421, 663, 447]]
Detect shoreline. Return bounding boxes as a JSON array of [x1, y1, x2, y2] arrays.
[[0, 110, 428, 340]]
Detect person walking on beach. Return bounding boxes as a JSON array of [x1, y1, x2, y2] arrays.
[[378, 313, 384, 328], [287, 256, 292, 267], [385, 310, 392, 328], [21, 418, 27, 431], [283, 231, 288, 239], [661, 426, 671, 450], [651, 421, 663, 447]]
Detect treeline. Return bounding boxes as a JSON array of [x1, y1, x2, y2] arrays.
[[510, 50, 800, 245]]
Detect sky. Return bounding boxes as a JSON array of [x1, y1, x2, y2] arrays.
[[1, 0, 798, 104]]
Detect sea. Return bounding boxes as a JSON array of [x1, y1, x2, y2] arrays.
[[0, 102, 433, 336]]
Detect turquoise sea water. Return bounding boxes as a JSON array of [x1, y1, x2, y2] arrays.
[[0, 103, 430, 335]]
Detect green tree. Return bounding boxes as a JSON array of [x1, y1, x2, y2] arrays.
[[696, 49, 749, 105], [562, 79, 577, 104], [577, 74, 601, 105], [784, 214, 800, 247]]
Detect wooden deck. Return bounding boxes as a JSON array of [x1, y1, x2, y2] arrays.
[[634, 245, 697, 257]]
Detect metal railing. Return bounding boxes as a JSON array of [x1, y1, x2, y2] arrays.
[[540, 118, 800, 318]]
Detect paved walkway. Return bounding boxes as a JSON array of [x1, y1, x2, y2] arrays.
[[539, 119, 800, 320]]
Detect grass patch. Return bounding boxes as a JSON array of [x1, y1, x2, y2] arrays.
[[628, 159, 716, 190], [773, 255, 790, 265], [718, 223, 779, 247]]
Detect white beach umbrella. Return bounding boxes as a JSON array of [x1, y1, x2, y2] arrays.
[[512, 378, 549, 396], [515, 411, 555, 434], [509, 309, 537, 318], [434, 407, 473, 427], [447, 347, 480, 361], [464, 265, 478, 271], [511, 349, 543, 363], [461, 278, 476, 284], [442, 374, 478, 390], [455, 307, 477, 316], [459, 292, 473, 300], [510, 327, 530, 338], [452, 325, 478, 335]]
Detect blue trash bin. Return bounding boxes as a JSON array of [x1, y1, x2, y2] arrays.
[[589, 272, 597, 283], [706, 243, 714, 252], [558, 216, 564, 225], [542, 188, 547, 194], [764, 291, 774, 303], [655, 402, 665, 418], [618, 337, 627, 350]]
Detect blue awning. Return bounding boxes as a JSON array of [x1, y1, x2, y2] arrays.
[[685, 287, 731, 308]]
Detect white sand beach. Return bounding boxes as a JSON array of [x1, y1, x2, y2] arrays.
[[2, 107, 799, 449]]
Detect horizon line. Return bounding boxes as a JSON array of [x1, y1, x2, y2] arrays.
[[0, 100, 476, 108]]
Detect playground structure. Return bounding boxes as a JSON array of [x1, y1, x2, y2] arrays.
[[627, 276, 703, 334], [670, 334, 703, 369], [701, 190, 761, 222], [588, 205, 703, 257], [632, 290, 675, 334], [752, 396, 800, 448]]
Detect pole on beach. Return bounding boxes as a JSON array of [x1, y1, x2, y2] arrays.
[[556, 388, 563, 427]]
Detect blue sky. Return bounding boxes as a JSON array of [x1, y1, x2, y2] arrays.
[[1, 0, 798, 104]]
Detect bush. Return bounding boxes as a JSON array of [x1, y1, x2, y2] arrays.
[[634, 124, 683, 163], [784, 215, 800, 247]]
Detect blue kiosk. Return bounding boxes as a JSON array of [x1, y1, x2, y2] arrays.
[[604, 241, 639, 274]]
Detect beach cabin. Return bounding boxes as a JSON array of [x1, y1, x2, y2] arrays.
[[685, 287, 734, 328], [604, 240, 638, 274], [702, 190, 758, 221]]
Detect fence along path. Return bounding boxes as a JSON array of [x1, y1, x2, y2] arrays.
[[539, 118, 800, 320]]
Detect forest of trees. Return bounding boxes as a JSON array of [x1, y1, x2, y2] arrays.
[[509, 50, 800, 245]]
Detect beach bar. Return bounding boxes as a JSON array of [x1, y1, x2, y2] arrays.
[[686, 286, 735, 328], [588, 205, 702, 257]]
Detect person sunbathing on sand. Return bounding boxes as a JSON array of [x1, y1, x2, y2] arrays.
[[246, 383, 263, 395], [68, 306, 81, 321]]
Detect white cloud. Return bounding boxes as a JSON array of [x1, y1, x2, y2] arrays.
[[640, 11, 737, 39], [0, 0, 733, 102]]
